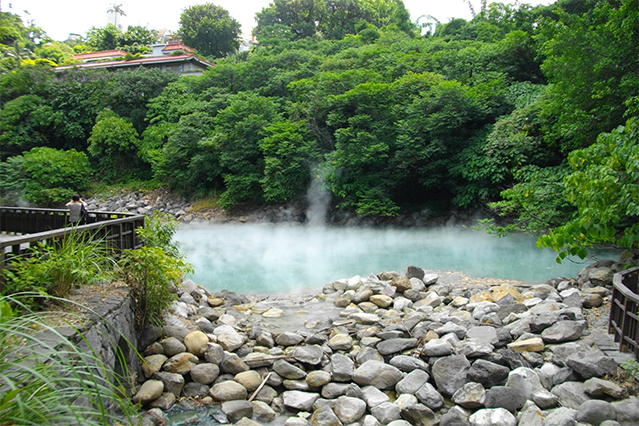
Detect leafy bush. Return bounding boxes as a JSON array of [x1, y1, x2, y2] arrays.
[[118, 213, 192, 328], [87, 109, 140, 181], [5, 147, 91, 206], [2, 230, 116, 302]]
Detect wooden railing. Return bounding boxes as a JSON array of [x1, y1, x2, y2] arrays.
[[1, 207, 145, 277], [609, 266, 639, 361]]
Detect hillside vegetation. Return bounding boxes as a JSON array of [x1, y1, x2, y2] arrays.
[[0, 0, 637, 260]]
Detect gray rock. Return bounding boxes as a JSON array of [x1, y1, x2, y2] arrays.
[[182, 382, 209, 398], [484, 385, 526, 413], [541, 321, 585, 343], [321, 382, 362, 399], [468, 408, 517, 426], [583, 377, 624, 399], [377, 338, 418, 355], [537, 362, 575, 390], [282, 390, 320, 411], [210, 380, 248, 401], [371, 401, 401, 424], [273, 359, 307, 380], [396, 369, 430, 394], [310, 406, 341, 426], [432, 355, 471, 396], [189, 363, 220, 385], [565, 350, 618, 379], [356, 346, 384, 364], [221, 400, 253, 424], [292, 345, 324, 365], [148, 392, 176, 411], [352, 360, 403, 390], [389, 354, 430, 372], [422, 339, 454, 357], [466, 326, 499, 345], [541, 407, 577, 426], [435, 323, 467, 339], [334, 395, 367, 424], [575, 399, 616, 425], [152, 371, 184, 398], [548, 342, 591, 367], [440, 406, 471, 425], [400, 403, 439, 426], [505, 367, 558, 409], [415, 382, 445, 410], [330, 353, 354, 382], [204, 342, 225, 364], [254, 384, 278, 404], [361, 385, 390, 408], [251, 400, 276, 423], [467, 359, 510, 388], [276, 332, 305, 347], [456, 339, 495, 358], [452, 382, 486, 409], [161, 337, 187, 357], [612, 396, 639, 426], [220, 352, 249, 375], [550, 381, 589, 409], [515, 401, 545, 426]]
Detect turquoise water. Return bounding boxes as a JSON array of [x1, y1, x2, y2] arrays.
[[174, 223, 619, 295]]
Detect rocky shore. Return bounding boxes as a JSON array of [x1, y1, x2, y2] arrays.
[[132, 261, 639, 426], [84, 189, 466, 227]]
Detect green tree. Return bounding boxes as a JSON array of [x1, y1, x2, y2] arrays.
[[537, 117, 639, 261], [216, 93, 281, 207], [87, 109, 140, 180], [0, 94, 60, 159], [536, 0, 639, 151], [178, 3, 241, 58], [259, 120, 320, 202], [85, 24, 122, 51], [15, 147, 91, 206], [155, 111, 221, 195]]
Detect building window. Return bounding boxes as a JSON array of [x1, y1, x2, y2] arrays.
[[165, 64, 183, 73]]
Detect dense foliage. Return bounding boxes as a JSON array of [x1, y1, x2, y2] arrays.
[[0, 0, 637, 259], [178, 3, 242, 58]]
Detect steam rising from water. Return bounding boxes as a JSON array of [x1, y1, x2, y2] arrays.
[[174, 224, 614, 295], [305, 170, 331, 227]]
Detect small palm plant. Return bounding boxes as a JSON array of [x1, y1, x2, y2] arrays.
[[0, 294, 139, 425]]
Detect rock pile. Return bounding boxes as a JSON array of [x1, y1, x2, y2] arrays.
[[133, 264, 639, 426], [83, 189, 466, 227]]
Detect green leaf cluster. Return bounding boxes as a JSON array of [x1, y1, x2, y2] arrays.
[[119, 214, 192, 328]]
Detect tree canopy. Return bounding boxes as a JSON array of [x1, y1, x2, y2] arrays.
[[178, 3, 241, 58]]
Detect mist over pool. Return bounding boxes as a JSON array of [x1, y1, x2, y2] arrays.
[[174, 223, 618, 295]]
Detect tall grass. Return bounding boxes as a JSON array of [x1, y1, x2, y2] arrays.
[[0, 295, 139, 425], [3, 230, 117, 302]]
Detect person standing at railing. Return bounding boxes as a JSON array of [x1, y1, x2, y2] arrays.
[[66, 194, 88, 225]]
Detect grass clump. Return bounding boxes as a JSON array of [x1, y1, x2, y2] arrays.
[[190, 195, 221, 212], [3, 230, 116, 305], [0, 295, 139, 425]]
